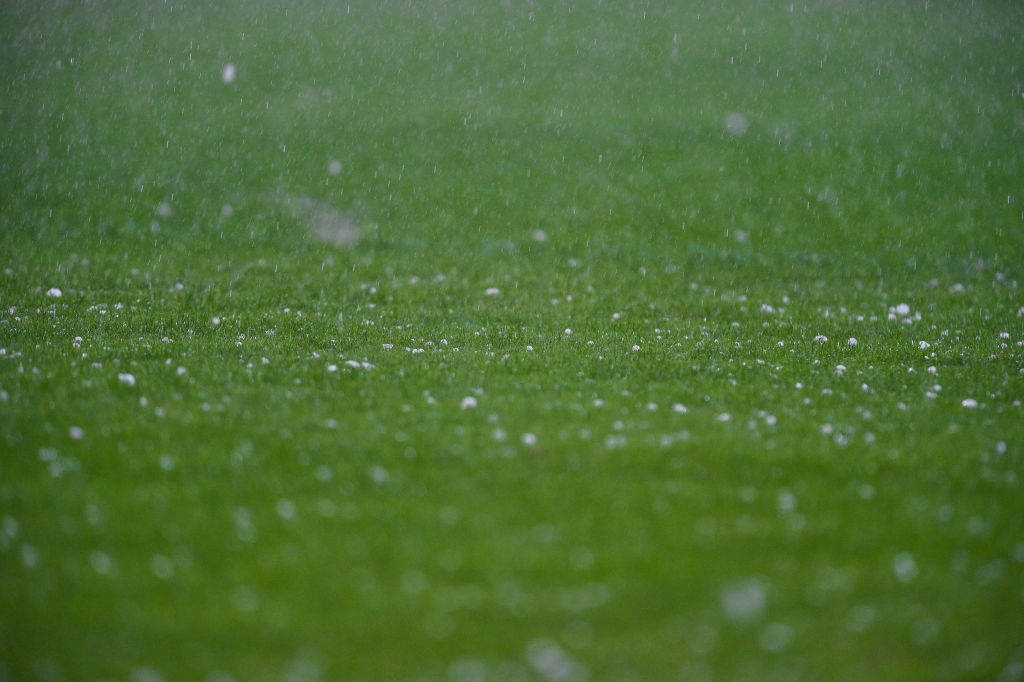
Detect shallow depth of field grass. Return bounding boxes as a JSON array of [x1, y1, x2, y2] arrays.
[[2, 1, 1024, 680]]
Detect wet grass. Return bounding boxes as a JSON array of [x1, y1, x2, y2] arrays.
[[2, 1, 1024, 680]]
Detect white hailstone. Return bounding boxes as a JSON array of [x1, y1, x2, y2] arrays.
[[46, 287, 63, 298], [460, 396, 477, 409], [221, 204, 233, 217], [848, 337, 858, 346], [382, 343, 393, 349], [895, 303, 911, 315], [918, 341, 931, 350], [118, 373, 136, 387], [275, 499, 296, 519], [522, 433, 538, 446], [328, 160, 342, 175], [484, 287, 500, 296], [326, 364, 338, 372], [814, 335, 828, 343], [672, 403, 688, 414], [631, 344, 641, 352], [564, 328, 572, 335], [532, 229, 548, 242], [176, 366, 187, 376], [721, 580, 765, 623], [961, 398, 978, 408], [725, 111, 749, 136], [221, 63, 237, 84], [525, 345, 533, 351], [835, 364, 846, 375], [69, 426, 84, 440], [892, 552, 918, 583], [760, 623, 794, 652]]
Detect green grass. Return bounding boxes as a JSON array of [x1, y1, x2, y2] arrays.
[[2, 1, 1023, 680]]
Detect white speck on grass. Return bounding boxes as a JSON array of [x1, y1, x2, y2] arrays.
[[231, 584, 259, 612], [525, 638, 584, 681], [89, 549, 113, 576], [673, 403, 688, 413], [460, 396, 477, 409], [777, 490, 797, 511], [485, 287, 500, 296], [46, 287, 62, 298], [895, 303, 911, 316], [447, 659, 488, 682], [725, 111, 749, 135], [221, 63, 237, 84], [814, 335, 827, 343], [918, 341, 931, 350], [522, 433, 537, 446], [760, 622, 793, 652], [327, 364, 338, 372], [157, 202, 172, 217], [564, 328, 572, 335], [2, 516, 18, 543], [835, 364, 846, 376], [150, 554, 175, 580], [846, 604, 877, 632], [69, 426, 84, 440], [328, 160, 342, 175], [962, 398, 978, 408], [220, 204, 233, 217], [176, 366, 187, 376], [631, 344, 641, 352], [271, 500, 295, 521], [21, 543, 38, 568], [401, 569, 429, 596], [130, 667, 166, 682], [721, 579, 766, 623], [848, 337, 858, 346], [370, 466, 389, 484], [118, 372, 136, 387], [715, 413, 731, 422], [532, 229, 548, 242], [892, 552, 919, 583]]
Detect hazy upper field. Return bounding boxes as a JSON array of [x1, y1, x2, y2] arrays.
[[2, 1, 1023, 680]]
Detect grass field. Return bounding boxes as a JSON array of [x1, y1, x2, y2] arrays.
[[2, 1, 1024, 680]]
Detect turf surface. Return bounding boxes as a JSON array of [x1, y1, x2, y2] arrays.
[[2, 1, 1023, 680]]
